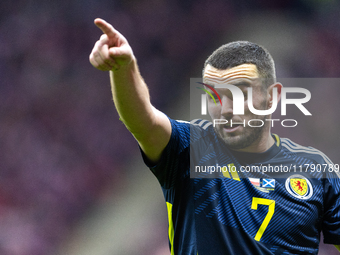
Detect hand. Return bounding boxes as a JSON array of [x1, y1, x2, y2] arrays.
[[89, 18, 134, 71]]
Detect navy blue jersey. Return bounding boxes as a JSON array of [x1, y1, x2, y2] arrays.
[[142, 119, 340, 255]]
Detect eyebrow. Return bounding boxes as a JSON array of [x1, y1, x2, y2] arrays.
[[230, 80, 253, 87], [197, 82, 220, 93], [200, 81, 216, 88], [201, 80, 252, 88]]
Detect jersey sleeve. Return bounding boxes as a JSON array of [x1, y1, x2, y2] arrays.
[[322, 172, 340, 245], [140, 118, 190, 189]]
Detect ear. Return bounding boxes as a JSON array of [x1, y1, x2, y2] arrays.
[[267, 83, 282, 108]]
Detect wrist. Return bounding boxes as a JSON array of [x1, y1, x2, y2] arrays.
[[111, 55, 136, 72]]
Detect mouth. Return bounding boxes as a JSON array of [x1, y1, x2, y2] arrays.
[[222, 123, 242, 133]]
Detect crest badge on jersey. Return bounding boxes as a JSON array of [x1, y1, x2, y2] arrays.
[[285, 174, 313, 200]]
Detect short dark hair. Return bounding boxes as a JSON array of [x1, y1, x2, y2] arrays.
[[203, 41, 276, 87]]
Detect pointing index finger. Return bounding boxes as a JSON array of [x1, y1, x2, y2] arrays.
[[94, 18, 116, 38]]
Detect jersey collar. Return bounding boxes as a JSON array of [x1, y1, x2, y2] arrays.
[[230, 134, 281, 164]]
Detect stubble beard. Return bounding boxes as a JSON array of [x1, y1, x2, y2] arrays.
[[214, 96, 270, 150], [214, 115, 268, 150]]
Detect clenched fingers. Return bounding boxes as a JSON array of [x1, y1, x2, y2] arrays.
[[90, 35, 118, 71]]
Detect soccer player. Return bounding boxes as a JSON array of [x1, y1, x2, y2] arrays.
[[89, 18, 340, 254]]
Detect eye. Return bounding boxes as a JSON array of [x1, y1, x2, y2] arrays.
[[206, 93, 221, 105], [243, 90, 248, 100], [212, 94, 219, 100], [207, 94, 218, 101]]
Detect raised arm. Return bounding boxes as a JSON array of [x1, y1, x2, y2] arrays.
[[89, 18, 171, 163]]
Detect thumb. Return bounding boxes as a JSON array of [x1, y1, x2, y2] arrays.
[[109, 46, 129, 58]]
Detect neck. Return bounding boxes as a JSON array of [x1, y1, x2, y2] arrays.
[[233, 132, 275, 154]]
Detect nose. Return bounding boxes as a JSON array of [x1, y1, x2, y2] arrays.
[[221, 95, 233, 119]]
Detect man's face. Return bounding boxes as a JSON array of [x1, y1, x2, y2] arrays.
[[203, 64, 270, 150]]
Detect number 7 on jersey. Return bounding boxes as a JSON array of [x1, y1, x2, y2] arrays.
[[251, 197, 276, 241]]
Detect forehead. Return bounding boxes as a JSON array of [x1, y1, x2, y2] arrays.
[[203, 64, 259, 85]]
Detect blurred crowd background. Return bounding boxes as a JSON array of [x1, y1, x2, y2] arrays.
[[1, 0, 340, 254]]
